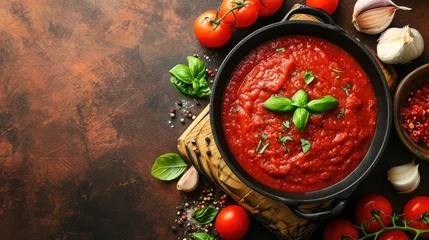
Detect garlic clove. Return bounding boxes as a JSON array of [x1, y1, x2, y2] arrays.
[[353, 6, 397, 34], [177, 166, 199, 192], [388, 161, 420, 194], [352, 0, 411, 34]]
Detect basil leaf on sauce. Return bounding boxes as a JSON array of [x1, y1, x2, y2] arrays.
[[275, 48, 285, 52], [151, 153, 187, 181], [259, 142, 270, 154], [194, 207, 219, 225], [193, 233, 215, 240], [342, 84, 351, 96], [304, 71, 315, 84], [300, 138, 311, 153], [293, 108, 310, 132], [332, 68, 343, 73], [307, 95, 339, 113], [283, 120, 290, 129], [187, 56, 207, 80], [169, 64, 193, 84], [292, 89, 308, 108], [278, 136, 293, 142], [263, 96, 296, 112], [337, 108, 345, 119]]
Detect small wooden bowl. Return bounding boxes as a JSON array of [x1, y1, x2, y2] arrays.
[[394, 63, 429, 160]]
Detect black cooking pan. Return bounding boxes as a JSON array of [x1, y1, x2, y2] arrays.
[[210, 6, 392, 221]]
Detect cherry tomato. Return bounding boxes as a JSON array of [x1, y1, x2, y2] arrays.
[[258, 0, 284, 17], [354, 194, 392, 233], [323, 219, 359, 240], [215, 205, 250, 240], [379, 230, 409, 240], [219, 0, 260, 28], [306, 0, 339, 15], [194, 10, 233, 48], [403, 196, 429, 238]]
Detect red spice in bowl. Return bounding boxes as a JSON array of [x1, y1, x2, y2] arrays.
[[401, 81, 429, 145]]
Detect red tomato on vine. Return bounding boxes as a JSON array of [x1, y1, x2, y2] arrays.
[[354, 194, 393, 233], [219, 0, 260, 28], [193, 10, 233, 48], [379, 230, 409, 240], [306, 0, 339, 15], [403, 196, 429, 238], [258, 0, 284, 17], [323, 219, 359, 240]]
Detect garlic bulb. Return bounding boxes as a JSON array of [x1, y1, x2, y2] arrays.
[[388, 161, 420, 194], [352, 0, 411, 34], [377, 26, 424, 64], [177, 166, 199, 192]]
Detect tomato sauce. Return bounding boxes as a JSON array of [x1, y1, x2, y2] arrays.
[[222, 36, 377, 193]]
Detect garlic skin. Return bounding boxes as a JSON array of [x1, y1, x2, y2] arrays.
[[177, 166, 199, 192], [388, 161, 420, 194], [377, 26, 424, 64], [352, 0, 411, 34]]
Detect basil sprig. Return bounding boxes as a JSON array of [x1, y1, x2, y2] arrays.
[[151, 153, 187, 181], [169, 56, 211, 98], [194, 207, 219, 225], [263, 89, 339, 132], [193, 233, 215, 240]]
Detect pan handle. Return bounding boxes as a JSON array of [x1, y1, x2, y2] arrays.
[[289, 198, 347, 221], [282, 5, 336, 26]]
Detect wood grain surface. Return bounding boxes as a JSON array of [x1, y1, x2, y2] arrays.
[[0, 0, 427, 239]]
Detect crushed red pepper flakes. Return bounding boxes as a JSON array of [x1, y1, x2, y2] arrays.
[[401, 81, 429, 145]]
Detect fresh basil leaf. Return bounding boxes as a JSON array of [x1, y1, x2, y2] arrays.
[[194, 207, 219, 225], [151, 153, 187, 181], [263, 96, 296, 112], [300, 138, 311, 153], [332, 68, 343, 73], [337, 108, 345, 119], [304, 71, 315, 84], [191, 79, 200, 95], [307, 95, 339, 113], [275, 48, 284, 52], [193, 233, 215, 240], [292, 89, 308, 107], [171, 76, 194, 96], [170, 64, 192, 84], [197, 78, 211, 98], [187, 56, 206, 79], [278, 136, 293, 142], [293, 108, 309, 132], [283, 120, 290, 129]]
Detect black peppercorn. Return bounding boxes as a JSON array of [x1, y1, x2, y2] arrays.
[[205, 137, 210, 143], [172, 226, 177, 233], [177, 101, 183, 107], [195, 150, 200, 156], [206, 150, 212, 156]]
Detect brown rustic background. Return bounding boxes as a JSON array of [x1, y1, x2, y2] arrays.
[[0, 0, 427, 239]]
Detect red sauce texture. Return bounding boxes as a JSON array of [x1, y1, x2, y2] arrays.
[[222, 36, 377, 193]]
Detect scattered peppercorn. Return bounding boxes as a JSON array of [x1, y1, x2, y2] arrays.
[[207, 70, 213, 75], [177, 101, 183, 107], [205, 137, 211, 143], [182, 215, 187, 221], [184, 203, 189, 207], [172, 226, 177, 233], [180, 118, 185, 123], [210, 73, 215, 77], [170, 113, 175, 118], [177, 211, 181, 216], [192, 115, 196, 120], [210, 80, 214, 84], [221, 200, 226, 205], [206, 150, 212, 156], [171, 109, 176, 113], [191, 139, 196, 145]]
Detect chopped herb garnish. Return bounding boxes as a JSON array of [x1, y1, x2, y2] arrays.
[[283, 120, 290, 129], [335, 75, 340, 80], [261, 133, 268, 139], [300, 138, 311, 154], [332, 68, 343, 73], [233, 106, 242, 113], [304, 71, 315, 84], [275, 48, 285, 52], [342, 84, 351, 96], [292, 71, 297, 76], [278, 136, 293, 142], [259, 142, 270, 154], [256, 133, 268, 152], [337, 108, 345, 119]]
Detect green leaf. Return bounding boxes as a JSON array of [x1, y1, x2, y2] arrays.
[[259, 142, 270, 154], [293, 108, 309, 132], [304, 71, 315, 84], [341, 84, 351, 96], [282, 120, 290, 129], [196, 78, 211, 98], [300, 138, 311, 153], [275, 48, 284, 52], [292, 71, 297, 76], [171, 76, 194, 97], [187, 56, 206, 79], [151, 153, 187, 181], [169, 64, 192, 84], [194, 207, 219, 225], [191, 79, 200, 95], [332, 68, 343, 73], [292, 89, 308, 107], [263, 96, 296, 112], [335, 75, 340, 80], [307, 95, 339, 113], [278, 136, 293, 142], [193, 233, 215, 240], [337, 108, 345, 119]]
